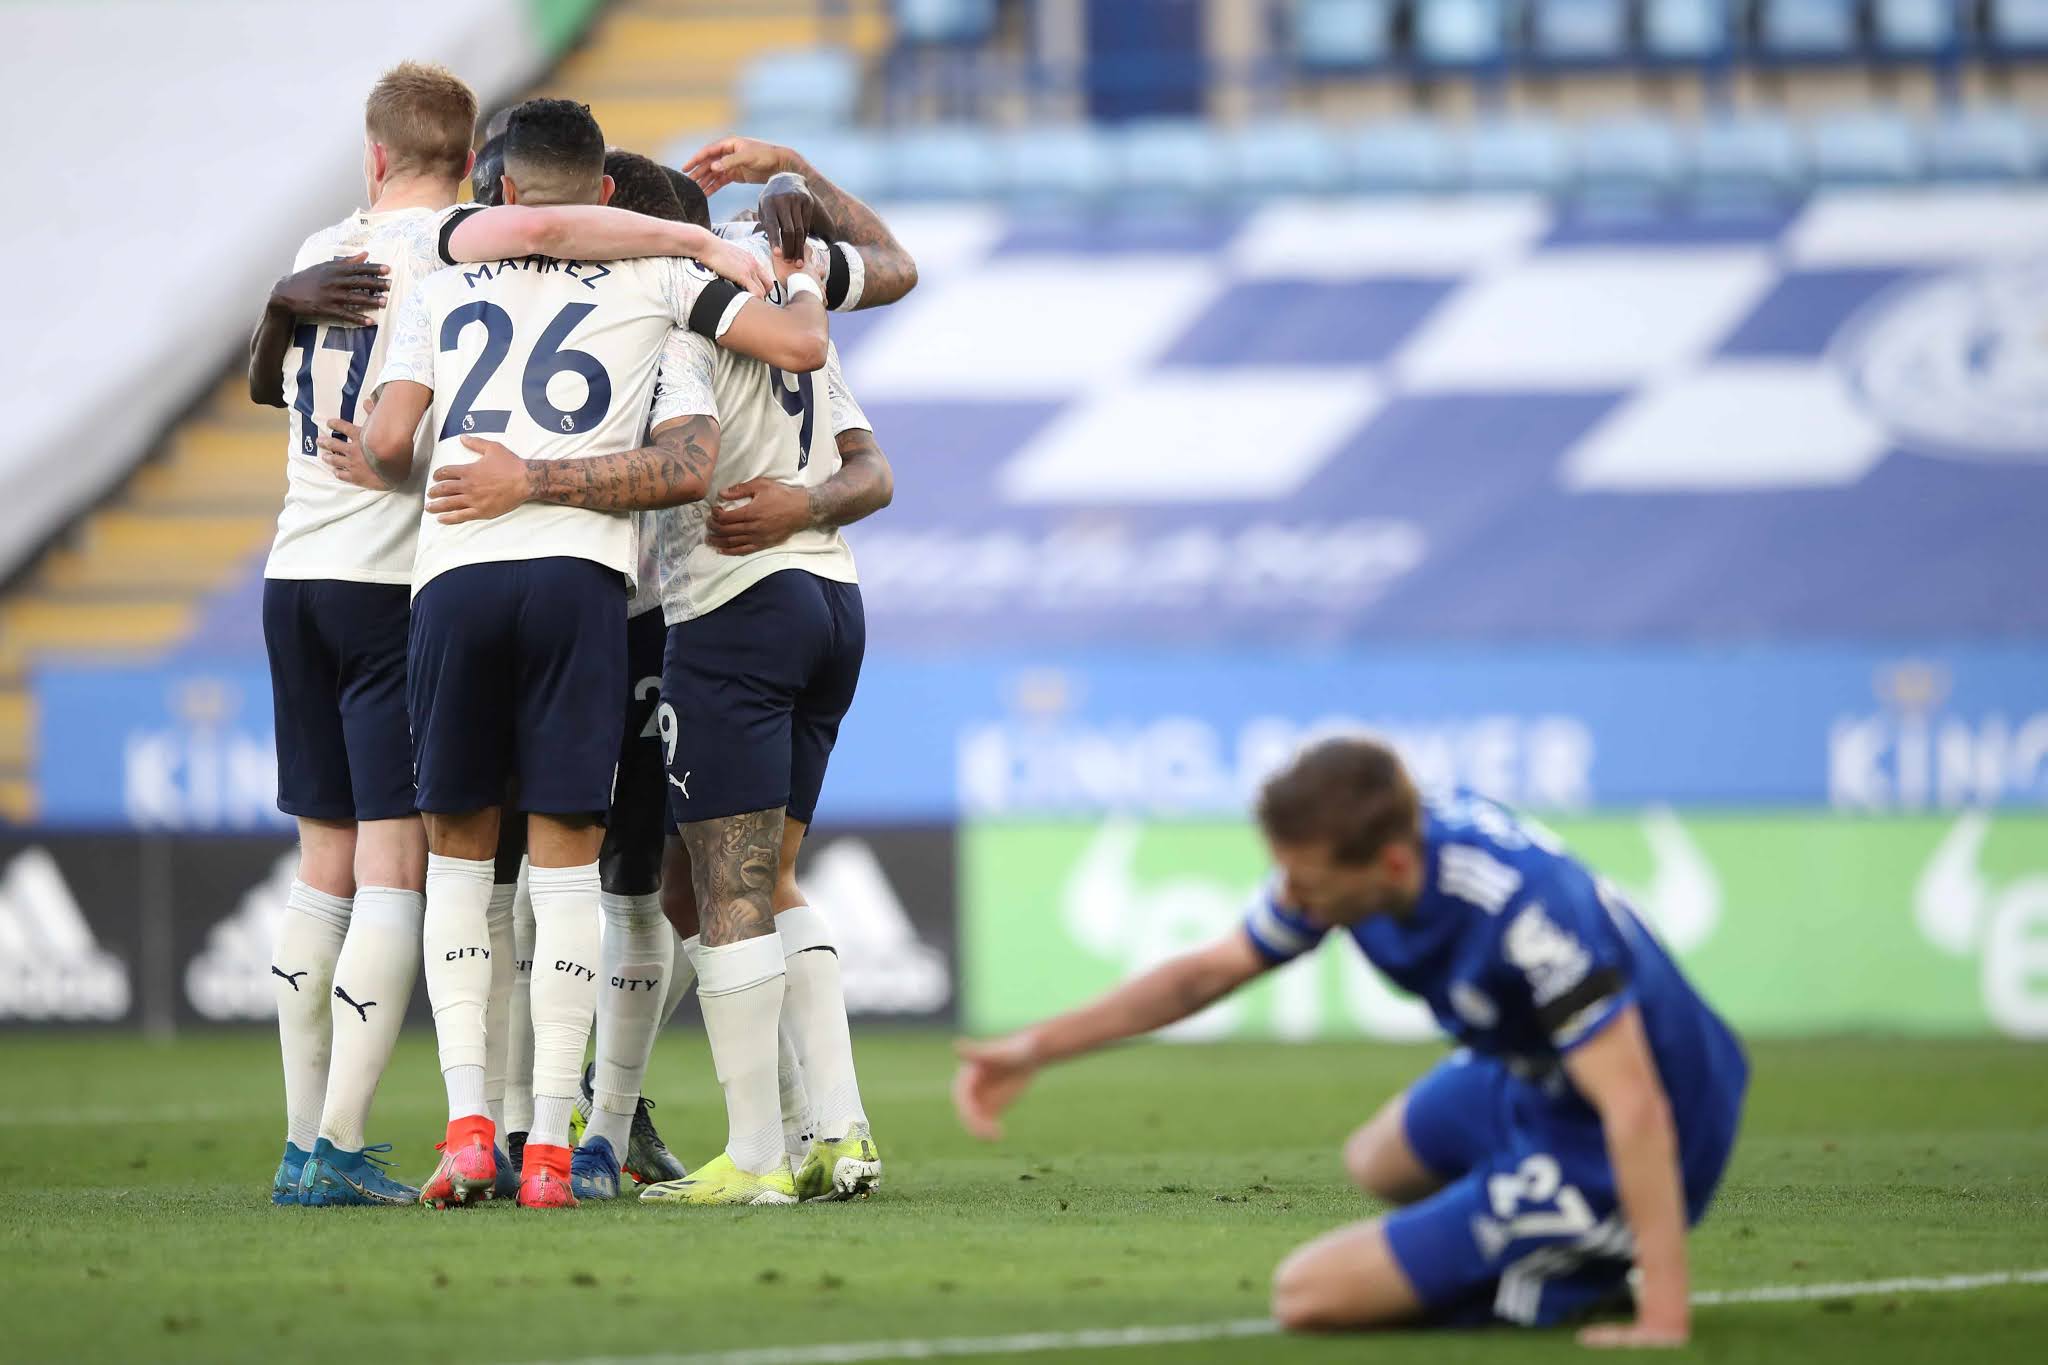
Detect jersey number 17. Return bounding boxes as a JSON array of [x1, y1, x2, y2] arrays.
[[290, 324, 378, 457]]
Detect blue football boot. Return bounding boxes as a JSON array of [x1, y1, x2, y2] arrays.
[[569, 1136, 622, 1201], [492, 1144, 518, 1201], [296, 1139, 419, 1207], [271, 1141, 311, 1206]]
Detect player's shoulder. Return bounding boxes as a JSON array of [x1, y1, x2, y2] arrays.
[[1425, 789, 1581, 916], [407, 260, 468, 308], [293, 213, 360, 269], [600, 252, 713, 300], [658, 320, 718, 366]]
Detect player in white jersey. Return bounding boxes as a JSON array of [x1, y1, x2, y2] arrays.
[[246, 63, 477, 1211], [247, 67, 775, 1211], [424, 216, 896, 1205], [428, 147, 919, 1200], [361, 98, 830, 1210]]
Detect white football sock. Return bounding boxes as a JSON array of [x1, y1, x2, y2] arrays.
[[482, 883, 516, 1138], [695, 934, 787, 1175], [780, 1020, 814, 1158], [776, 905, 868, 1137], [686, 933, 808, 1149], [505, 872, 535, 1134], [444, 1063, 485, 1123], [585, 891, 671, 1157], [423, 853, 495, 1119], [531, 1095, 575, 1153], [527, 861, 601, 1149], [661, 927, 697, 1024], [317, 886, 421, 1151], [272, 881, 350, 1150]]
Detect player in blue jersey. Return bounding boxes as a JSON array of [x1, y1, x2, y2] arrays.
[[953, 737, 1747, 1346]]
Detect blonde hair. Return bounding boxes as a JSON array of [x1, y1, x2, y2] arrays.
[[364, 61, 477, 181]]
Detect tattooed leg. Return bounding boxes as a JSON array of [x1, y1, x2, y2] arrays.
[[681, 806, 792, 1175], [680, 806, 784, 947]]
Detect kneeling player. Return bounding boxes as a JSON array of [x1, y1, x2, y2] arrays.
[[954, 739, 1747, 1346]]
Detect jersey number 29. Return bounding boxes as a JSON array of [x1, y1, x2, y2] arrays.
[[438, 302, 614, 439]]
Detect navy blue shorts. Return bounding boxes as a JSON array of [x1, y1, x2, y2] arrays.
[[599, 607, 669, 896], [262, 578, 415, 822], [662, 569, 864, 827], [1401, 1049, 1512, 1184], [1384, 1051, 1739, 1328], [408, 556, 627, 817]]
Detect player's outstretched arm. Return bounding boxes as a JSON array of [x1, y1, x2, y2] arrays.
[[952, 933, 1270, 1141], [706, 427, 893, 557], [247, 253, 390, 406], [684, 136, 919, 308], [444, 207, 771, 297], [426, 415, 720, 522], [1564, 1007, 1692, 1349]]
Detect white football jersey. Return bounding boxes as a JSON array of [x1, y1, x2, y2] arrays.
[[623, 228, 862, 618], [627, 509, 664, 618], [651, 320, 870, 625], [378, 251, 748, 596], [714, 221, 866, 312], [263, 204, 473, 584]]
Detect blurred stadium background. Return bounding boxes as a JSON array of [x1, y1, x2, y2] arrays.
[[2, 0, 2045, 1050]]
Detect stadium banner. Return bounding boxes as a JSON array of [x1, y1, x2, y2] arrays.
[[0, 834, 144, 1027], [32, 645, 2048, 830], [824, 192, 2048, 649], [35, 664, 287, 832], [961, 811, 2048, 1040], [0, 825, 956, 1030]]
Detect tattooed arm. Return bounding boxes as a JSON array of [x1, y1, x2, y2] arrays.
[[682, 135, 918, 308], [705, 428, 894, 557], [423, 416, 721, 523], [784, 156, 917, 307]]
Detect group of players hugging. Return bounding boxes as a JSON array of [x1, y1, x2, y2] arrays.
[[258, 60, 1747, 1347], [257, 62, 908, 1213]]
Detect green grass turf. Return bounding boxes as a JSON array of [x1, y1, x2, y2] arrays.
[[1, 1032, 2044, 1364]]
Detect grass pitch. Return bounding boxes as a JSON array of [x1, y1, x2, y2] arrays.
[[3, 1032, 2044, 1364]]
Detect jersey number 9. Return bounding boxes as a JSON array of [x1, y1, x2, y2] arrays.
[[767, 365, 815, 471]]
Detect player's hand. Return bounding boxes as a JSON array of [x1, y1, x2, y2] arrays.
[[707, 478, 810, 556], [428, 436, 535, 523], [275, 252, 388, 327], [1577, 1303, 1690, 1350], [755, 171, 818, 261], [695, 232, 773, 299], [316, 416, 396, 491], [770, 240, 806, 292], [681, 135, 795, 195], [952, 1034, 1040, 1142]]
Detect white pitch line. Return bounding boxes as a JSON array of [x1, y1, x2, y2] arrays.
[[1690, 1268, 2048, 1306], [552, 1268, 2048, 1365]]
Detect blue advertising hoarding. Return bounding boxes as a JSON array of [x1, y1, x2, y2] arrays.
[[36, 644, 2048, 828]]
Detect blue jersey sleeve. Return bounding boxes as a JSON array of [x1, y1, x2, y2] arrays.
[[1242, 885, 1326, 966], [1495, 871, 1636, 1054]]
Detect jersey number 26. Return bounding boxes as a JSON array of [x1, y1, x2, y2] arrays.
[[439, 302, 614, 439]]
